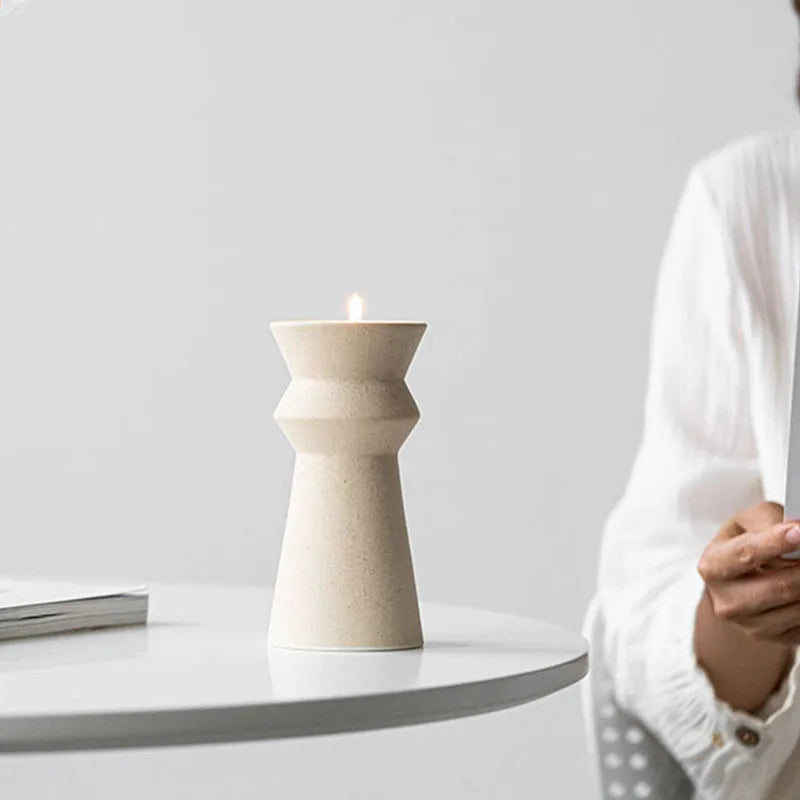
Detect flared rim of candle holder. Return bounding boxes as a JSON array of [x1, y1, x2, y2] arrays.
[[271, 320, 426, 382], [270, 320, 426, 328]]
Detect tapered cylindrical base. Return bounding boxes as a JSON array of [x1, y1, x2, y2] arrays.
[[269, 454, 423, 651]]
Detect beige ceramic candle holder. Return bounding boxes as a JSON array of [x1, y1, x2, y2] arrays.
[[269, 320, 426, 651]]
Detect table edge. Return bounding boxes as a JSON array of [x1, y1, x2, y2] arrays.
[[0, 651, 588, 753]]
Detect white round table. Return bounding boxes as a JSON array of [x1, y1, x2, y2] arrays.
[[0, 584, 589, 752]]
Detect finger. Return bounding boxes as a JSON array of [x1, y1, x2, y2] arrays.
[[760, 556, 800, 571], [774, 626, 800, 646], [714, 566, 800, 618], [712, 517, 746, 542], [738, 600, 800, 640], [700, 522, 800, 580], [734, 501, 784, 532]]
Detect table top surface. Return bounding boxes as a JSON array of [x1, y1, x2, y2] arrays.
[[0, 583, 589, 753]]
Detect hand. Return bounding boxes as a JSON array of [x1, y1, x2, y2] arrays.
[[698, 501, 800, 644]]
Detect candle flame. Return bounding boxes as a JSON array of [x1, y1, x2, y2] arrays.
[[347, 293, 364, 321]]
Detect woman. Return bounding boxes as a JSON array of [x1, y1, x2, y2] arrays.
[[598, 9, 800, 800]]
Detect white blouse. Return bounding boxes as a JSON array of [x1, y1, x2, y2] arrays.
[[597, 129, 800, 800]]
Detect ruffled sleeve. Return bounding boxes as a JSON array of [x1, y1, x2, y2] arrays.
[[597, 165, 800, 800]]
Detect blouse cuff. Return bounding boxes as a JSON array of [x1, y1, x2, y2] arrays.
[[653, 566, 800, 798]]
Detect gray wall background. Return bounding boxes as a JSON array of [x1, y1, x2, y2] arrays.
[[0, 1, 797, 798]]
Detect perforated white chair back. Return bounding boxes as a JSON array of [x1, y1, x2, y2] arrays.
[[581, 594, 695, 800]]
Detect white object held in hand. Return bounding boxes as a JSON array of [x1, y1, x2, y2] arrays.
[[783, 280, 800, 559]]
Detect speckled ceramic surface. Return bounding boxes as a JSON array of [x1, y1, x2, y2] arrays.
[[269, 321, 426, 651]]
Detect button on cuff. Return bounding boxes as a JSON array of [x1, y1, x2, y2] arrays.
[[734, 726, 761, 748]]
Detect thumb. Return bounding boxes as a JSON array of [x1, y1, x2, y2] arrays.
[[735, 501, 784, 532]]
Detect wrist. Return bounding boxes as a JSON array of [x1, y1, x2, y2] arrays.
[[694, 588, 792, 713]]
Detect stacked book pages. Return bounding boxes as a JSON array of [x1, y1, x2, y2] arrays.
[[0, 579, 148, 640]]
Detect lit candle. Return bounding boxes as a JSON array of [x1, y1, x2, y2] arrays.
[[269, 297, 426, 651]]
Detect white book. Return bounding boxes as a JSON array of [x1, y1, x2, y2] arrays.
[[785, 282, 800, 557], [0, 579, 148, 640]]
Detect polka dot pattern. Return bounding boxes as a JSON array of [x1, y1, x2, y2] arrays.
[[629, 753, 648, 770], [604, 752, 622, 769], [587, 600, 695, 799], [592, 689, 695, 799], [602, 726, 621, 743], [600, 702, 617, 719], [625, 726, 645, 744]]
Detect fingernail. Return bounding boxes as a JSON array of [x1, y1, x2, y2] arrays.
[[786, 526, 800, 544]]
